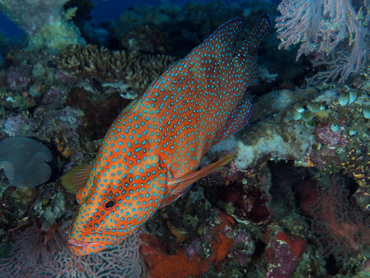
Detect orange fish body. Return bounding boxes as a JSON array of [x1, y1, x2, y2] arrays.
[[62, 13, 271, 256]]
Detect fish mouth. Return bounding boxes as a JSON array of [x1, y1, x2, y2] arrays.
[[68, 239, 99, 248]]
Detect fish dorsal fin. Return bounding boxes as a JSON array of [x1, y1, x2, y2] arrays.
[[212, 98, 252, 146], [235, 12, 271, 86], [197, 18, 243, 58], [161, 152, 236, 208], [61, 164, 92, 194]]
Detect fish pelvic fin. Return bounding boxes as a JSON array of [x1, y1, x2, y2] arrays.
[[61, 164, 92, 194], [235, 12, 271, 86]]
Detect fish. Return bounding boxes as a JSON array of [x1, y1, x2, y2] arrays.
[[61, 13, 271, 256]]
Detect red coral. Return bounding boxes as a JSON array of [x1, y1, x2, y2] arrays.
[[264, 227, 306, 278], [298, 175, 370, 257], [141, 212, 235, 277]]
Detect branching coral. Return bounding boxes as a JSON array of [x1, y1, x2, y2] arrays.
[[59, 44, 178, 97]]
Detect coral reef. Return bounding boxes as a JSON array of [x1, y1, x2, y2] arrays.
[[0, 0, 85, 53], [264, 227, 307, 278], [276, 0, 370, 85], [59, 44, 178, 98], [0, 137, 52, 188], [0, 0, 369, 277], [0, 222, 144, 277], [141, 212, 235, 278], [298, 175, 370, 261], [120, 23, 167, 54]]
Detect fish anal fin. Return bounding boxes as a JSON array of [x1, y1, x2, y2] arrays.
[[162, 152, 236, 208], [212, 99, 252, 146], [61, 164, 92, 195]]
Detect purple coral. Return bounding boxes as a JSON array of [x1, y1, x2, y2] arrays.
[[7, 65, 32, 90], [2, 114, 37, 137], [183, 237, 202, 260], [265, 230, 306, 278], [276, 0, 369, 83]]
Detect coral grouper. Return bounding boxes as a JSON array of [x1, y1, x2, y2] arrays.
[[62, 13, 271, 256]]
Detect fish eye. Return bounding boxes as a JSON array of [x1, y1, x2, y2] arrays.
[[100, 193, 117, 211], [104, 199, 116, 210]]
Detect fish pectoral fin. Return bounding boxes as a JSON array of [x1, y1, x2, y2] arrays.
[[175, 152, 237, 186], [162, 152, 237, 208], [159, 191, 188, 208], [61, 164, 92, 194], [168, 152, 236, 187]]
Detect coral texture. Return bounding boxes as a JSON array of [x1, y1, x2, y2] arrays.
[[276, 0, 369, 84], [0, 137, 52, 188], [59, 44, 178, 98], [0, 0, 85, 53], [0, 223, 144, 278]]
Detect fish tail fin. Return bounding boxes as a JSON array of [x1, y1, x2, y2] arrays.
[[235, 12, 271, 86]]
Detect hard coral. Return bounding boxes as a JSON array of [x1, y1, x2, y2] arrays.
[[59, 44, 178, 98], [205, 162, 272, 225], [7, 65, 32, 90], [0, 0, 85, 53], [294, 88, 370, 209], [2, 114, 38, 137], [0, 137, 52, 188]]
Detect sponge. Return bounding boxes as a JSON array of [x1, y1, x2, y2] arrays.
[[0, 137, 52, 187]]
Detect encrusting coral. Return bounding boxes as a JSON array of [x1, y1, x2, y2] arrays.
[[0, 137, 52, 188]]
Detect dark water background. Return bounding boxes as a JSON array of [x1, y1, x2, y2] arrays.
[[0, 0, 281, 38]]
